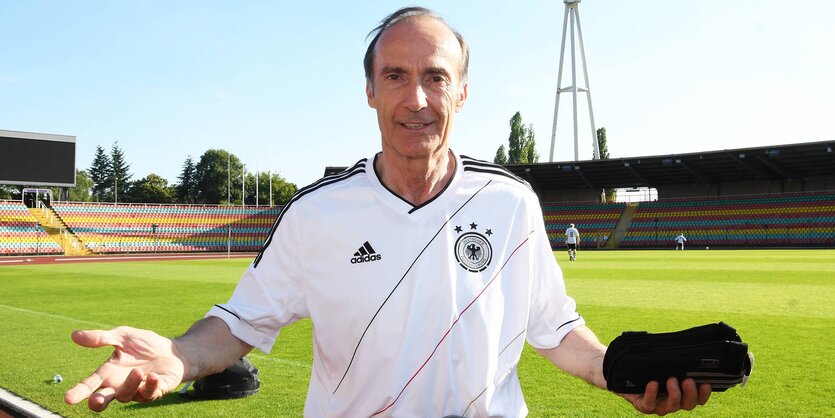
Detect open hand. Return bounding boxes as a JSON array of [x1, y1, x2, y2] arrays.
[[64, 327, 186, 412]]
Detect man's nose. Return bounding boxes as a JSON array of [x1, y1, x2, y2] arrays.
[[404, 81, 428, 112]]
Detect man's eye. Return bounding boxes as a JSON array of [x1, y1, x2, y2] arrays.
[[385, 74, 401, 81], [431, 76, 446, 83]]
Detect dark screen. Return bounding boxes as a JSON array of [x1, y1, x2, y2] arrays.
[[0, 136, 76, 186]]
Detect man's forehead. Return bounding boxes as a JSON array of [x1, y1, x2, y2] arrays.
[[373, 17, 462, 71]]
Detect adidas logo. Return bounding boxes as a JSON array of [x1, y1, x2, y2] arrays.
[[350, 241, 382, 264]]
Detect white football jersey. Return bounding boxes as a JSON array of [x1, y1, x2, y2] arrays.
[[207, 151, 584, 417], [565, 227, 580, 244]]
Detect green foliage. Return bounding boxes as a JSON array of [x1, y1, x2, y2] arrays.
[[64, 170, 93, 202], [1, 250, 833, 417], [596, 127, 610, 160], [110, 142, 133, 202], [0, 185, 20, 200], [508, 112, 525, 163], [596, 127, 615, 202], [244, 171, 297, 206], [499, 112, 539, 164], [195, 149, 243, 204], [89, 145, 111, 200], [493, 144, 508, 165], [125, 173, 176, 203], [177, 156, 198, 204], [522, 123, 539, 163]]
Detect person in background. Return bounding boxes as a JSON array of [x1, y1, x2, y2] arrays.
[[675, 232, 688, 250], [565, 223, 580, 260]]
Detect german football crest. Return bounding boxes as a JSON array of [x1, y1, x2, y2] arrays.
[[453, 222, 493, 272]]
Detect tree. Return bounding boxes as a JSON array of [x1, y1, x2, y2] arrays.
[[110, 142, 132, 202], [494, 145, 508, 165], [245, 171, 297, 206], [89, 145, 111, 201], [596, 127, 616, 202], [177, 156, 198, 203], [522, 124, 539, 163], [507, 112, 525, 163], [596, 127, 610, 159], [195, 149, 243, 204], [66, 170, 94, 202], [496, 112, 539, 164], [125, 174, 175, 203]]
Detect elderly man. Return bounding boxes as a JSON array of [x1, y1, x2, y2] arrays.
[[65, 7, 710, 416]]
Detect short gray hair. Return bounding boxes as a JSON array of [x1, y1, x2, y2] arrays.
[[363, 7, 469, 87]]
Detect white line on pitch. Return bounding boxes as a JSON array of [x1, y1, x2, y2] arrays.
[[0, 304, 112, 328], [0, 259, 25, 264]]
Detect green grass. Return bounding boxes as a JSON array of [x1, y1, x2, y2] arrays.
[[1, 250, 833, 417]]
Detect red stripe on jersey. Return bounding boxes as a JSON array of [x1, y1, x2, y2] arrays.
[[371, 232, 533, 416]]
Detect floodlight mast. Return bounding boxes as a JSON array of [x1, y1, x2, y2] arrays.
[[549, 0, 600, 162]]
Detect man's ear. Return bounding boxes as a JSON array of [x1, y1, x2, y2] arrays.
[[455, 82, 468, 112], [366, 79, 376, 109]]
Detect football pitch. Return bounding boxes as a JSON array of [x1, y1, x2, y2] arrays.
[[1, 249, 833, 417]]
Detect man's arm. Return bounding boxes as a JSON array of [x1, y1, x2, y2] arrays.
[[534, 325, 606, 388], [176, 317, 253, 381], [535, 325, 711, 415], [65, 317, 252, 412]]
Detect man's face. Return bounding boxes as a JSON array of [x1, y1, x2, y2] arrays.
[[366, 17, 468, 162]]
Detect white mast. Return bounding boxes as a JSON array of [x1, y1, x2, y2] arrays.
[[549, 0, 599, 162]]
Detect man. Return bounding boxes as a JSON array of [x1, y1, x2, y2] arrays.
[[675, 233, 687, 250], [565, 223, 580, 261], [65, 7, 710, 416]]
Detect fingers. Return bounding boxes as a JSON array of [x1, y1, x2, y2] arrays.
[[633, 380, 660, 413], [138, 372, 168, 402], [679, 378, 698, 410], [115, 368, 145, 403], [698, 383, 712, 405], [64, 372, 103, 405], [88, 387, 117, 412], [656, 377, 683, 415], [71, 329, 123, 349]]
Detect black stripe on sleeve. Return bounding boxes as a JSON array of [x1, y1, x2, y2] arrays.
[[253, 159, 366, 268], [213, 304, 241, 321]]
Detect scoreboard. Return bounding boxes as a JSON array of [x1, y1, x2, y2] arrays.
[[0, 129, 76, 187]]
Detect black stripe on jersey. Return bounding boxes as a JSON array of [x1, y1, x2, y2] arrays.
[[460, 155, 531, 189], [369, 153, 456, 214], [253, 159, 367, 268], [333, 179, 493, 395], [555, 315, 583, 333], [213, 304, 241, 320]]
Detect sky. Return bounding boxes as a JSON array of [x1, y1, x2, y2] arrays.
[[2, 1, 834, 189]]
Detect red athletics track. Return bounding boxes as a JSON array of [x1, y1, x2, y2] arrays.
[[0, 253, 259, 266]]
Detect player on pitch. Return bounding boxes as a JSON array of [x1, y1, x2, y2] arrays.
[[65, 7, 711, 416]]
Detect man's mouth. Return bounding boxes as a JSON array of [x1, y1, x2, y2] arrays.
[[401, 122, 431, 130]]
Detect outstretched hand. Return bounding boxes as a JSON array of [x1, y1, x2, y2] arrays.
[[64, 327, 186, 412], [620, 377, 711, 416]]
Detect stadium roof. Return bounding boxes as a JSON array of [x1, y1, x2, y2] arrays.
[[324, 140, 835, 191], [504, 140, 835, 191]]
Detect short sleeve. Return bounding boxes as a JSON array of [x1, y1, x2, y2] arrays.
[[206, 204, 309, 354], [525, 202, 584, 349]]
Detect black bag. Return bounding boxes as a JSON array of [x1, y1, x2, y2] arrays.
[[603, 322, 753, 394], [181, 357, 261, 399]]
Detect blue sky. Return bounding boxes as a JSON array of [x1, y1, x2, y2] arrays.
[[2, 1, 833, 189]]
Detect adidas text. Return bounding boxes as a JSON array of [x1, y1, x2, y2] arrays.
[[351, 254, 381, 264]]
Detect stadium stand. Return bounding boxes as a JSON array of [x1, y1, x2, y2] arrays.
[[0, 200, 63, 255], [621, 191, 835, 248], [51, 203, 281, 254], [542, 201, 626, 248]]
